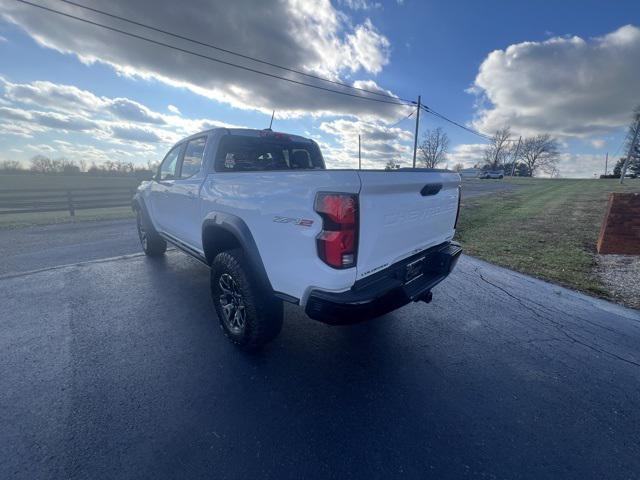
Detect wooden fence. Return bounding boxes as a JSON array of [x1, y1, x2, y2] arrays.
[[0, 187, 135, 216]]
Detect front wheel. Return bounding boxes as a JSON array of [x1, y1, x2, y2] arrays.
[[136, 209, 166, 257], [211, 249, 283, 351]]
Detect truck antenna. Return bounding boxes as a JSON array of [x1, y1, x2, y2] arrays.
[[268, 110, 275, 130]]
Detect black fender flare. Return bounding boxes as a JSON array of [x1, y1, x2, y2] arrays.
[[132, 193, 147, 216], [202, 212, 273, 293], [131, 193, 158, 231]]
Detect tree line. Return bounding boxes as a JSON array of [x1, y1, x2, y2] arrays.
[[616, 105, 640, 181], [413, 126, 561, 177], [0, 155, 158, 177]]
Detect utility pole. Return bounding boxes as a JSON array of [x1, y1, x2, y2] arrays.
[[604, 152, 608, 176], [510, 136, 522, 177], [412, 95, 421, 168], [358, 134, 361, 170], [620, 115, 640, 184]]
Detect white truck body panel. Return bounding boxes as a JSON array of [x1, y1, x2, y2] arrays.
[[356, 171, 459, 281], [200, 170, 361, 302]]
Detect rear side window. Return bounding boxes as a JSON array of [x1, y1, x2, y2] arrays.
[[215, 135, 324, 172], [158, 145, 182, 180], [180, 136, 207, 178]]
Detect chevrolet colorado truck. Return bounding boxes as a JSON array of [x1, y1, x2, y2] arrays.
[[133, 128, 462, 350]]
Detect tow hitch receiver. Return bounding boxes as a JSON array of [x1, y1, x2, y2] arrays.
[[416, 291, 433, 303]]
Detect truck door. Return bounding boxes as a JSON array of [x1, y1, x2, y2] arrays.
[[164, 136, 208, 250], [149, 143, 183, 232]]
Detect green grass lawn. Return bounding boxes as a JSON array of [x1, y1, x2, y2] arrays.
[[0, 206, 134, 229], [455, 177, 640, 300]]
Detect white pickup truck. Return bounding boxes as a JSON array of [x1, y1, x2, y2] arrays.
[[133, 128, 462, 350]]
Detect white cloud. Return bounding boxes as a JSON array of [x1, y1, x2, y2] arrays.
[[557, 153, 608, 178], [0, 0, 399, 120], [1, 78, 166, 125], [2, 79, 103, 112], [0, 34, 7, 43], [470, 25, 640, 139], [107, 98, 166, 125], [446, 143, 486, 168], [167, 104, 181, 115], [0, 78, 241, 137], [345, 20, 390, 75], [319, 118, 413, 168], [0, 78, 244, 165], [0, 105, 98, 132], [590, 138, 605, 149], [339, 0, 381, 10], [110, 125, 162, 143]]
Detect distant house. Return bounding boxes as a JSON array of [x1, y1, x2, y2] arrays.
[[459, 167, 481, 178]]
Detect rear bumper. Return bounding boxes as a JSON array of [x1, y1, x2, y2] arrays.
[[305, 242, 462, 325]]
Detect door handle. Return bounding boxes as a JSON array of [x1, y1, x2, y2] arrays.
[[420, 183, 442, 196]]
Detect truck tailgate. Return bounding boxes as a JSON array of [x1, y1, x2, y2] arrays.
[[355, 170, 460, 280]]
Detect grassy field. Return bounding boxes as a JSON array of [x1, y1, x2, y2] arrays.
[[0, 206, 134, 229], [0, 173, 140, 190], [455, 177, 640, 302], [0, 174, 139, 228]]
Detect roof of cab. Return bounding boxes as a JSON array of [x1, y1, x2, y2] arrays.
[[182, 127, 314, 144]]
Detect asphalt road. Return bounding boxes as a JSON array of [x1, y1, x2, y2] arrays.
[[0, 218, 139, 276], [2, 245, 640, 479]]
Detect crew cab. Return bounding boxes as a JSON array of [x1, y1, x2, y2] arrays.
[[133, 128, 462, 350]]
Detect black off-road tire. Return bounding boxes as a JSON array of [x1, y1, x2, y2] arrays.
[[211, 249, 283, 351], [136, 208, 167, 257]]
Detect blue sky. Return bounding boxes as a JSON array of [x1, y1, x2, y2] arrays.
[[0, 0, 639, 177]]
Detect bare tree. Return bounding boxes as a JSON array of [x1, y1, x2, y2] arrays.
[[30, 155, 53, 173], [0, 160, 23, 172], [385, 160, 400, 170], [620, 105, 640, 183], [418, 127, 449, 168], [452, 162, 464, 172], [483, 127, 512, 169], [518, 134, 560, 176]]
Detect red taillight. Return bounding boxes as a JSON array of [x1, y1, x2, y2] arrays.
[[315, 193, 358, 269]]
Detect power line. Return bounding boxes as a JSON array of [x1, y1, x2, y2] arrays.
[[611, 137, 625, 159], [13, 0, 413, 108], [52, 0, 415, 104], [420, 104, 492, 140], [388, 108, 416, 129]]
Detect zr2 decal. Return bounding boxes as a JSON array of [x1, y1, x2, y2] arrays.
[[273, 216, 314, 227]]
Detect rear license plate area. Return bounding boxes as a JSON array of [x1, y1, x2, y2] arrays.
[[404, 256, 425, 282]]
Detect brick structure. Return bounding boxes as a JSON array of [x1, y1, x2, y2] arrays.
[[597, 193, 640, 255]]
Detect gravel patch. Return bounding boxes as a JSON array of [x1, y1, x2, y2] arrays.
[[596, 254, 640, 309]]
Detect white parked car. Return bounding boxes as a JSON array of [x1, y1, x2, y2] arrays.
[[133, 128, 462, 350], [479, 170, 505, 179]]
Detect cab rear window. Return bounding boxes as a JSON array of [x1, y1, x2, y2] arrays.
[[214, 135, 324, 172]]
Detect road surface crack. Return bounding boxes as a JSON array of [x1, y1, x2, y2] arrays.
[[472, 266, 640, 369]]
